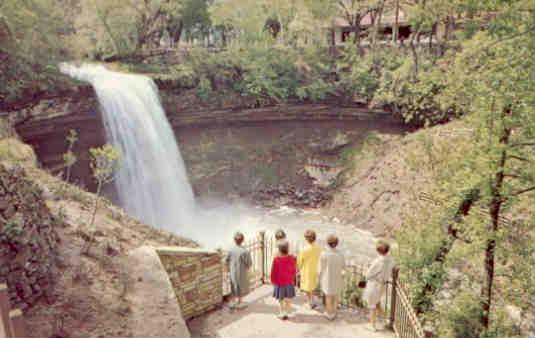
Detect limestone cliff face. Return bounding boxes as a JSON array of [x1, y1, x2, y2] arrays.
[[15, 88, 105, 191], [14, 87, 404, 207]]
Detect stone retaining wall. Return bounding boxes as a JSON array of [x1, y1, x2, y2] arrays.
[[0, 163, 61, 310], [156, 247, 222, 320]]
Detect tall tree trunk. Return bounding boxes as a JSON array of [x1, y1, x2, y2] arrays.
[[393, 0, 400, 43], [330, 27, 335, 47], [353, 15, 361, 48], [428, 23, 435, 53], [171, 21, 183, 47], [439, 16, 453, 56], [409, 31, 421, 77], [221, 27, 227, 47], [372, 1, 385, 49], [415, 188, 480, 314], [480, 107, 511, 328], [90, 181, 102, 228]]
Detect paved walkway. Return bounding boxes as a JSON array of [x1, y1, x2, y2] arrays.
[[127, 247, 191, 338], [189, 285, 394, 338]]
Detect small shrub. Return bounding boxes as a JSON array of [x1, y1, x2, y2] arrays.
[[84, 144, 120, 254], [169, 64, 198, 88], [341, 278, 365, 308], [437, 292, 484, 338], [376, 57, 461, 127], [233, 47, 299, 104], [296, 79, 332, 101], [0, 217, 24, 245], [196, 76, 213, 101]]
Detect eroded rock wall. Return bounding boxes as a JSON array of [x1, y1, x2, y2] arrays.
[[14, 87, 406, 208]]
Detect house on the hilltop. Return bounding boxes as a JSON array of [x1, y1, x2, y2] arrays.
[[332, 10, 412, 46]]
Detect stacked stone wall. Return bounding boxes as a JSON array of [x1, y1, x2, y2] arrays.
[[0, 163, 60, 310], [156, 247, 222, 319]]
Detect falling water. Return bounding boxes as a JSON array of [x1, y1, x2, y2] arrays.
[[58, 63, 382, 256], [60, 63, 195, 231]]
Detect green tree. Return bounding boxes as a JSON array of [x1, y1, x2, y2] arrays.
[[398, 17, 535, 335], [88, 144, 120, 229], [181, 0, 213, 43], [0, 0, 72, 103], [76, 0, 185, 58]]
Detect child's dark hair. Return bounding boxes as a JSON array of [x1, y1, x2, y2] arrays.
[[234, 232, 245, 245], [275, 229, 286, 241], [327, 234, 339, 248], [376, 240, 390, 255], [277, 239, 289, 255], [304, 229, 316, 243]]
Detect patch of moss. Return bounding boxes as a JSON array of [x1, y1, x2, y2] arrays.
[[0, 138, 37, 166]]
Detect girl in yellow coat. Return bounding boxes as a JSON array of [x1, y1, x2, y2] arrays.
[[297, 230, 321, 308]]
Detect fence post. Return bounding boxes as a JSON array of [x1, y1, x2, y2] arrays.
[[259, 231, 266, 284], [389, 267, 399, 329], [9, 309, 27, 338], [0, 284, 12, 338]]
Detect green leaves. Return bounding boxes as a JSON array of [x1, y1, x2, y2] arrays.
[[89, 144, 121, 185]]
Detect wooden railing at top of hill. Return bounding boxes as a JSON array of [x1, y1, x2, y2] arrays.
[[223, 232, 427, 338], [0, 284, 28, 338]]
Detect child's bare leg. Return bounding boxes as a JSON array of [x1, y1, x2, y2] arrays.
[[328, 296, 335, 316], [228, 295, 237, 309], [283, 298, 292, 316], [306, 292, 315, 307], [369, 308, 378, 330], [324, 296, 332, 316], [376, 303, 385, 320], [278, 300, 285, 317], [236, 296, 247, 309]]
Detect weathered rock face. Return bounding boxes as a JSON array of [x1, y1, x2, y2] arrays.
[[0, 163, 61, 310], [15, 88, 406, 208], [161, 89, 396, 128], [15, 89, 105, 191]]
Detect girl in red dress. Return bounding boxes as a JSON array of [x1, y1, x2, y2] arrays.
[[270, 239, 296, 320]]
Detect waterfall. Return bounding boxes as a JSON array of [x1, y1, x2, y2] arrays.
[[60, 63, 195, 232]]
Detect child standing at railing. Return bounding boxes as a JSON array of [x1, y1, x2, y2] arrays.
[[271, 239, 296, 320], [363, 240, 394, 331], [275, 229, 286, 244], [319, 234, 345, 320], [226, 232, 252, 309], [297, 229, 321, 309]]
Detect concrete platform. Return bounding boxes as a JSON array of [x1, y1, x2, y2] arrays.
[[189, 285, 394, 338]]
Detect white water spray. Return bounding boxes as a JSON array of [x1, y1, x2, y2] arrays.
[[60, 63, 195, 231]]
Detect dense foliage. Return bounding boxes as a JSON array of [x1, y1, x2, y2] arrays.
[[395, 6, 535, 336], [0, 0, 75, 105]]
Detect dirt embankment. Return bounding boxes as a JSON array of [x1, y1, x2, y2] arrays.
[[0, 126, 195, 338], [324, 123, 456, 236]]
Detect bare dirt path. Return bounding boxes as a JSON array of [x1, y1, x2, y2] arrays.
[[189, 285, 394, 338]]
